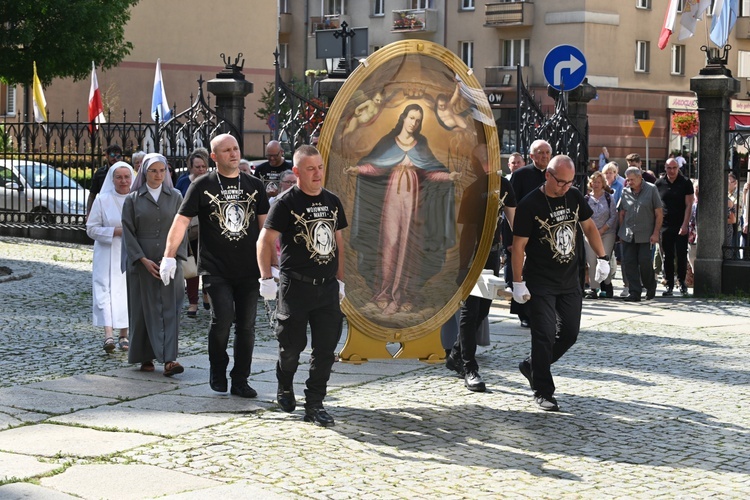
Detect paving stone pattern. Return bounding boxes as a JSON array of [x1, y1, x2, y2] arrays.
[[0, 236, 749, 499]]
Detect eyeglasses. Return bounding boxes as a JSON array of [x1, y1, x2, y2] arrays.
[[266, 151, 282, 159], [109, 153, 122, 159], [280, 179, 295, 185], [548, 171, 575, 187]]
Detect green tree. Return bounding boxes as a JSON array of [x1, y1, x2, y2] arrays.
[[0, 0, 140, 86]]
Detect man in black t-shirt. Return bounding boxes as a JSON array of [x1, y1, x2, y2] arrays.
[[512, 155, 609, 412], [86, 144, 123, 215], [254, 140, 293, 198], [445, 161, 517, 392], [508, 139, 551, 328], [257, 145, 347, 428], [161, 134, 270, 399], [655, 158, 694, 296]]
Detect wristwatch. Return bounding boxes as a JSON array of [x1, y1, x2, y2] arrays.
[[597, 255, 608, 260]]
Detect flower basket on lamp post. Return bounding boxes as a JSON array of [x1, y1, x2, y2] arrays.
[[672, 112, 699, 138]]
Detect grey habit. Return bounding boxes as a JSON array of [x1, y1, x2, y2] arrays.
[[122, 156, 187, 364]]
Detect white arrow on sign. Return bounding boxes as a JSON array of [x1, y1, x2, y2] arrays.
[[553, 55, 584, 87]]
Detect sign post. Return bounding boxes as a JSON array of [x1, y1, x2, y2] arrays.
[[638, 119, 655, 169]]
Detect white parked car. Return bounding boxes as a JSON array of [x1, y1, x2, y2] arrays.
[[0, 160, 89, 223]]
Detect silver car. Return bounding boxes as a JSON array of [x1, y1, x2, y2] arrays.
[[0, 160, 89, 223]]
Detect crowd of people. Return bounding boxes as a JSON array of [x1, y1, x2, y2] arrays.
[[85, 134, 747, 421]]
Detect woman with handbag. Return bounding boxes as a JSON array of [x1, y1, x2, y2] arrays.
[[122, 153, 187, 376], [176, 148, 209, 316]]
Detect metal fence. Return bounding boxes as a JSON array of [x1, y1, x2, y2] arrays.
[[516, 64, 588, 179], [0, 79, 234, 236]]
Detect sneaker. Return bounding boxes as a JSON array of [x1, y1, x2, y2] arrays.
[[619, 288, 631, 298], [230, 380, 258, 398], [662, 286, 674, 297], [445, 355, 465, 377], [464, 370, 486, 392], [680, 283, 689, 297], [277, 385, 296, 413], [518, 359, 533, 390], [534, 394, 559, 411], [583, 289, 598, 299], [304, 406, 335, 427]]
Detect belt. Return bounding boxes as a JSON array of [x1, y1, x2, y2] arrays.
[[283, 271, 336, 286]]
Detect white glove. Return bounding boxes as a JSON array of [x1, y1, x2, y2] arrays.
[[259, 278, 278, 300], [595, 258, 611, 284], [512, 281, 531, 304], [159, 257, 177, 286], [338, 279, 345, 303]]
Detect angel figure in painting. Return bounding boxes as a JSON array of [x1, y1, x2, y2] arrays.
[[342, 90, 384, 136]]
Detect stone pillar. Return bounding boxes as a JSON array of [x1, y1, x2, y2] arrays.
[[690, 57, 739, 296], [207, 54, 253, 151]]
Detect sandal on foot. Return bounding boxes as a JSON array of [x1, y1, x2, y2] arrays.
[[118, 336, 129, 351], [140, 361, 155, 372], [103, 337, 116, 353], [163, 361, 184, 377]]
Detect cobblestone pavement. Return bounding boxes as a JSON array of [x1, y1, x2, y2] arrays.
[[1, 236, 749, 499]]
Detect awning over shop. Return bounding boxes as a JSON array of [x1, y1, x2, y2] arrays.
[[730, 114, 750, 130]]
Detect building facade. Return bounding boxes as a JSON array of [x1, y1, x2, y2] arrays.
[[1, 0, 278, 157], [280, 0, 750, 172], [5, 0, 750, 165]]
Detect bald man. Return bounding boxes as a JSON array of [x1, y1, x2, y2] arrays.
[[512, 155, 608, 412]]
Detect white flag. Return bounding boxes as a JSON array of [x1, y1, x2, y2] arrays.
[[151, 58, 172, 122], [678, 0, 713, 41]]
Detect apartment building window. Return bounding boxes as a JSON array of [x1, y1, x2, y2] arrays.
[[636, 0, 651, 9], [279, 0, 289, 14], [410, 0, 434, 9], [279, 43, 289, 69], [741, 0, 750, 16], [372, 0, 384, 16], [325, 0, 345, 15], [502, 39, 530, 67], [676, 0, 685, 12], [738, 50, 750, 77], [460, 41, 474, 69], [671, 45, 685, 75], [461, 0, 475, 10], [4, 85, 16, 116], [636, 40, 650, 72]]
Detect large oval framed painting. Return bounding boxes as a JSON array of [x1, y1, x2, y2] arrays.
[[320, 40, 500, 349]]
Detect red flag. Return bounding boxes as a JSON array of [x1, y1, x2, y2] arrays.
[[88, 62, 106, 133], [659, 0, 680, 50]]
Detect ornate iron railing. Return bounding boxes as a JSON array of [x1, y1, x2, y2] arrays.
[[516, 64, 588, 179], [0, 78, 232, 233], [273, 52, 328, 152]]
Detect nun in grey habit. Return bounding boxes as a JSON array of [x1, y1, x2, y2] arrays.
[[122, 153, 187, 376]]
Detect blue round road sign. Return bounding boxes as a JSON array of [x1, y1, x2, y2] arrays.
[[543, 45, 587, 92]]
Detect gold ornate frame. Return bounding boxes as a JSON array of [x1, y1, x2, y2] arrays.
[[319, 40, 500, 362]]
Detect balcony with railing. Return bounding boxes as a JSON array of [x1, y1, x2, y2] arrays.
[[485, 1, 534, 27], [485, 65, 534, 88], [309, 14, 350, 35], [391, 9, 438, 33], [280, 12, 292, 35]]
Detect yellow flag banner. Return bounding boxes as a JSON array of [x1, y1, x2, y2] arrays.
[[32, 61, 48, 126]]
